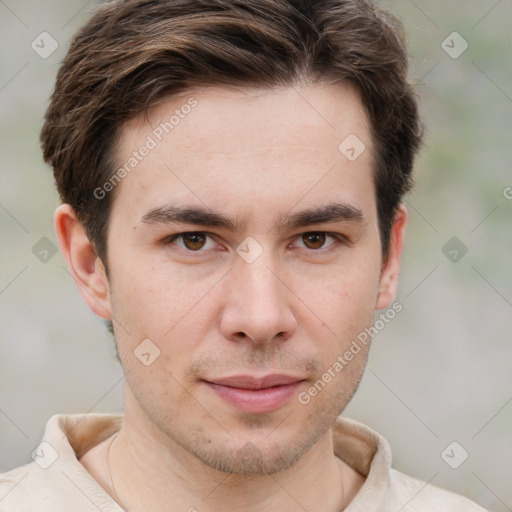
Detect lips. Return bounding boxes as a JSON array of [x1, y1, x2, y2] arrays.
[[207, 374, 303, 389], [203, 374, 305, 414]]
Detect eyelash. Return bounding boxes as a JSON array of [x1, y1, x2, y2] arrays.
[[163, 231, 348, 255]]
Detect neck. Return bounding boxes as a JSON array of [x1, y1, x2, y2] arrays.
[[105, 393, 364, 511]]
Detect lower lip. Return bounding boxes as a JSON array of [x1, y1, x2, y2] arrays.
[[204, 381, 303, 414]]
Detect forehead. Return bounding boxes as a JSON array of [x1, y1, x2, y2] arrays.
[[129, 82, 370, 147], [110, 83, 376, 228]]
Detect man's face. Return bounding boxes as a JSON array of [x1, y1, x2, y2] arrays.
[[103, 83, 399, 474]]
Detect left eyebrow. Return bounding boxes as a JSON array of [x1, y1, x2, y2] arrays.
[[137, 202, 366, 232], [276, 203, 365, 231]]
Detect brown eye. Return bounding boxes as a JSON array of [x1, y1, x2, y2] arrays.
[[165, 231, 218, 253], [302, 232, 327, 250], [182, 233, 207, 250]]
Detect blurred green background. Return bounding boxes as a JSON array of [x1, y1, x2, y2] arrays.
[[0, 1, 511, 510]]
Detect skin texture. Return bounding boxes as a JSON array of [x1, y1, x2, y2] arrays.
[[55, 82, 407, 511]]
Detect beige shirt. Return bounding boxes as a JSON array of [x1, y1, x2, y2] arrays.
[[0, 413, 487, 511]]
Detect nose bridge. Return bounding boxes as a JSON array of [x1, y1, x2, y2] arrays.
[[234, 247, 285, 310]]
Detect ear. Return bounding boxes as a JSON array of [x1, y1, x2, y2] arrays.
[[54, 204, 112, 320], [376, 204, 408, 310]]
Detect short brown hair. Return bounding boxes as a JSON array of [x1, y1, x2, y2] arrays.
[[41, 0, 422, 270]]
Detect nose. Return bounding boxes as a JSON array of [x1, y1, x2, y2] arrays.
[[218, 252, 298, 346]]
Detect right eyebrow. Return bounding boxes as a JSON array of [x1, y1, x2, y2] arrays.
[[138, 205, 241, 231]]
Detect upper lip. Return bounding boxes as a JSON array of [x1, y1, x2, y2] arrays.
[[205, 374, 305, 390]]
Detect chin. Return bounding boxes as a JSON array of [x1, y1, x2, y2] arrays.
[[177, 419, 326, 476], [192, 440, 304, 476]]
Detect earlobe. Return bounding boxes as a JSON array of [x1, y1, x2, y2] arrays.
[[54, 204, 112, 320], [376, 204, 408, 310]]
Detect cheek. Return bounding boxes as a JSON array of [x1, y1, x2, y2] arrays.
[[110, 257, 202, 325], [287, 256, 381, 381], [294, 256, 381, 329], [108, 259, 220, 371]]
